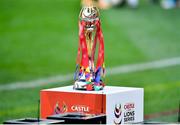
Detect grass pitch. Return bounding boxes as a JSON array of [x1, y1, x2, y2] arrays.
[[0, 0, 180, 123]]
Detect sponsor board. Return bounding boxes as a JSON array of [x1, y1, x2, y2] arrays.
[[40, 88, 106, 118]]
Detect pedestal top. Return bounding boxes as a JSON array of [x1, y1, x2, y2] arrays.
[[41, 85, 143, 95]]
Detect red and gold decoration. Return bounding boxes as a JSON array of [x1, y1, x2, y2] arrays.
[[74, 5, 105, 91]]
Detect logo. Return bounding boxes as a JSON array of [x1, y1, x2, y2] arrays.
[[124, 103, 135, 123], [71, 105, 89, 112], [54, 101, 68, 114], [124, 103, 135, 111], [113, 102, 136, 124], [114, 104, 122, 125]]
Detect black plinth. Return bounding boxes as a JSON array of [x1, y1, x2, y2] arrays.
[[47, 112, 106, 124], [3, 118, 64, 124]]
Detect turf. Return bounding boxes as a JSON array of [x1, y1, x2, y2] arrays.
[[0, 0, 180, 123]]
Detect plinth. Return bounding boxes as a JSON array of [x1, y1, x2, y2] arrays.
[[40, 85, 143, 124]]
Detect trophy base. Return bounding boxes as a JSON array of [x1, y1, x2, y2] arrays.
[[40, 85, 144, 124], [74, 81, 104, 91]]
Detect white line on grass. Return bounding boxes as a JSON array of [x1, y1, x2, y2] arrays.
[[0, 57, 180, 91]]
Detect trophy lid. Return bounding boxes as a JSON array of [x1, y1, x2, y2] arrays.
[[79, 6, 100, 22]]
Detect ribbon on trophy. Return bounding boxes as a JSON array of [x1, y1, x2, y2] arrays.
[[74, 19, 105, 83]]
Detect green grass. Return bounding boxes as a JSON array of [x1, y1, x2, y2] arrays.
[[149, 114, 179, 123], [0, 0, 180, 123], [0, 0, 80, 83]]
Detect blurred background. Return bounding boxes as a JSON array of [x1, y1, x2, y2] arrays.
[[0, 0, 180, 123]]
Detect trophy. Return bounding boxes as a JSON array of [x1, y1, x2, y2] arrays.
[[74, 5, 105, 91]]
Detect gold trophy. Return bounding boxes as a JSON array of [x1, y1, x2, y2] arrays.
[[74, 4, 105, 91]]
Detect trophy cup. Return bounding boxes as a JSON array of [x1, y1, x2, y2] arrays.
[[74, 5, 105, 91]]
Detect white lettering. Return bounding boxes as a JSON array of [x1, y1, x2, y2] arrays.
[[71, 105, 89, 112]]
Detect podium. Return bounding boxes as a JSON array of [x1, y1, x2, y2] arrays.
[[40, 85, 144, 124]]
